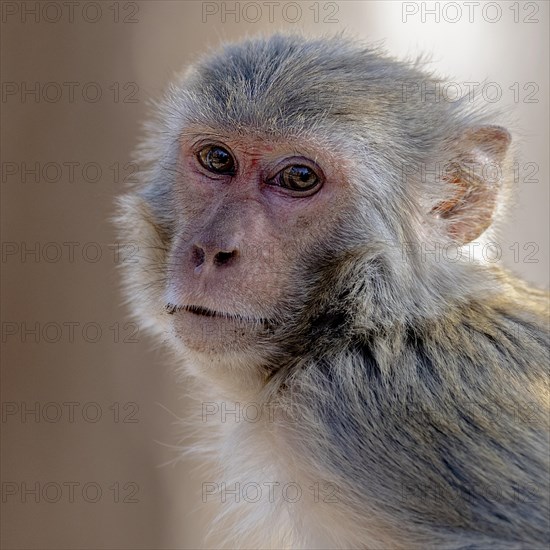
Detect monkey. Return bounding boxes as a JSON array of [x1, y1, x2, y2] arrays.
[[115, 33, 549, 549]]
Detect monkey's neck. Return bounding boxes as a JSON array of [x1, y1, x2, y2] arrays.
[[183, 268, 547, 403]]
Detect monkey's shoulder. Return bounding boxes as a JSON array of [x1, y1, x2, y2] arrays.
[[276, 306, 549, 546]]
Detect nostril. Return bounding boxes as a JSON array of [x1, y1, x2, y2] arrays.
[[214, 250, 238, 266], [192, 245, 205, 267]]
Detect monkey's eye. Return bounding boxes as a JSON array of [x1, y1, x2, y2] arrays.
[[197, 145, 235, 175], [278, 165, 320, 192]]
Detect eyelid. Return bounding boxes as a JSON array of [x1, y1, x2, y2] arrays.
[[191, 138, 231, 151], [191, 140, 235, 161], [267, 157, 323, 180]]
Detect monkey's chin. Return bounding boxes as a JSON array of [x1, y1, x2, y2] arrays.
[[166, 306, 274, 357]]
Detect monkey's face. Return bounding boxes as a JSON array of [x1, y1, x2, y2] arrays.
[[159, 128, 352, 358]]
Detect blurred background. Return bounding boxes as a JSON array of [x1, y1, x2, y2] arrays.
[[1, 1, 548, 548]]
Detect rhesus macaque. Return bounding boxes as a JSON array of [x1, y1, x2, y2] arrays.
[[116, 34, 549, 549]]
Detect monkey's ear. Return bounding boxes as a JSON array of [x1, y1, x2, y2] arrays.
[[432, 125, 511, 244]]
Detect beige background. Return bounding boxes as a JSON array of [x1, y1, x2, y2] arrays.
[[1, 1, 548, 548]]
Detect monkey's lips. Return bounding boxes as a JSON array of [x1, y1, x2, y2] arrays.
[[165, 303, 270, 324], [165, 302, 274, 354]]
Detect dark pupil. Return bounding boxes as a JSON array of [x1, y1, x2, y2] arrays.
[[206, 147, 233, 172], [284, 166, 317, 189]]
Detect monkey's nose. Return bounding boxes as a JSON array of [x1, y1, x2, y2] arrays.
[[192, 245, 206, 268], [214, 250, 238, 266], [191, 244, 239, 273]]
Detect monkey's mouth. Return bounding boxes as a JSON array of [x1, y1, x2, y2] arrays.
[[165, 303, 271, 325]]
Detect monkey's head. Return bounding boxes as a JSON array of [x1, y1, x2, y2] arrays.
[[116, 34, 512, 381]]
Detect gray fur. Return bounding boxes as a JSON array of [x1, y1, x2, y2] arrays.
[[116, 33, 549, 549]]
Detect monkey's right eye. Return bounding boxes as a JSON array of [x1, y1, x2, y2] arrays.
[[197, 145, 236, 175]]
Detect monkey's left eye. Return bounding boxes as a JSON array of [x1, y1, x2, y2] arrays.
[[277, 165, 320, 192], [197, 145, 236, 175]]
